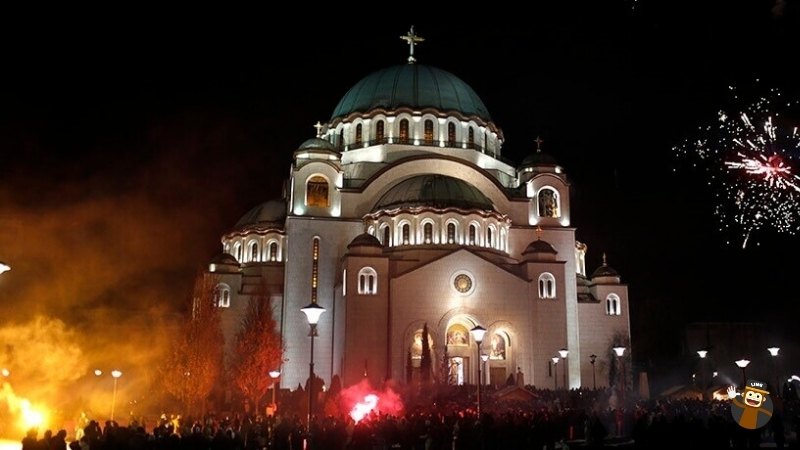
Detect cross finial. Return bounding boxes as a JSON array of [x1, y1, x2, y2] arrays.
[[535, 226, 543, 240], [534, 136, 544, 152], [602, 252, 608, 266], [400, 26, 424, 64], [313, 121, 324, 138]]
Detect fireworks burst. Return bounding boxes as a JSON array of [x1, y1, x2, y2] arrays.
[[673, 87, 800, 248]]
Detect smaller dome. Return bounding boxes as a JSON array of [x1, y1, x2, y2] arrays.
[[210, 253, 239, 265], [372, 175, 495, 212], [523, 239, 557, 255], [591, 254, 620, 278], [234, 200, 287, 230], [520, 150, 559, 168], [298, 137, 336, 152], [348, 233, 383, 248]]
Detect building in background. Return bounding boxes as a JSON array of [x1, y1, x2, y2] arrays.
[[205, 29, 631, 392]]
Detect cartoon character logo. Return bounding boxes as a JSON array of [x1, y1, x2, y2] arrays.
[[728, 379, 773, 429]]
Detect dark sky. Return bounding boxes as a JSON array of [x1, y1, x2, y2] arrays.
[[1, 4, 799, 379]]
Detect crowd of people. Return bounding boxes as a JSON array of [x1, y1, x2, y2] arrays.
[[19, 383, 799, 450]]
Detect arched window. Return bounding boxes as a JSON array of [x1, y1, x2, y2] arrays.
[[468, 127, 475, 148], [338, 128, 344, 150], [538, 273, 556, 299], [376, 120, 385, 143], [424, 119, 434, 145], [487, 228, 493, 248], [447, 122, 456, 146], [538, 187, 560, 218], [423, 222, 433, 244], [402, 223, 410, 245], [234, 243, 243, 262], [469, 224, 477, 245], [355, 123, 363, 146], [447, 223, 456, 244], [382, 226, 391, 247], [399, 119, 410, 144], [269, 242, 278, 261], [606, 294, 621, 316], [214, 284, 231, 308], [250, 242, 259, 262], [306, 176, 329, 207], [358, 267, 378, 295]]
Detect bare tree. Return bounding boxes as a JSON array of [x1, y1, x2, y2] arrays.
[[230, 281, 284, 414], [160, 275, 224, 416]]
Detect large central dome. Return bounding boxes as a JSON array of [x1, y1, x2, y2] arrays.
[[331, 64, 491, 121], [372, 174, 495, 212]]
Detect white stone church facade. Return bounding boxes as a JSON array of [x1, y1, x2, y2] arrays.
[[205, 31, 631, 393]]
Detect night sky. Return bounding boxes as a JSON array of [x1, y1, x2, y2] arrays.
[[1, 4, 799, 390]]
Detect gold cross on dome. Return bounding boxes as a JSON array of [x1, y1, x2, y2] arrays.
[[400, 26, 424, 64], [534, 136, 544, 152], [313, 121, 324, 138]]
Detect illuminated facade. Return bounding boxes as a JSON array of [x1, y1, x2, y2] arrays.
[[206, 30, 631, 391]]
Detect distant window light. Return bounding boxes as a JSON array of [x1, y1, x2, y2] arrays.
[[382, 226, 391, 247], [376, 120, 385, 143], [399, 119, 410, 144], [424, 120, 434, 145], [538, 273, 556, 299], [606, 294, 621, 315], [358, 267, 378, 295], [447, 122, 456, 147], [306, 176, 329, 207], [215, 284, 231, 308]]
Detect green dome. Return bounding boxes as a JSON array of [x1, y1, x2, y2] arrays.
[[372, 174, 494, 212], [332, 64, 491, 121]]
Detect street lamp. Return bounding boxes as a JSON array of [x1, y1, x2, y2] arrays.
[[589, 354, 597, 390], [697, 349, 708, 401], [558, 348, 569, 392], [301, 301, 325, 445], [767, 347, 780, 394], [480, 354, 489, 386], [469, 325, 487, 417], [0, 261, 10, 275], [269, 370, 281, 415], [110, 370, 122, 421], [613, 346, 626, 405], [552, 356, 560, 390], [735, 358, 750, 387]]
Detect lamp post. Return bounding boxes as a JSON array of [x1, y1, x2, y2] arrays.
[[613, 346, 626, 406], [301, 302, 325, 447], [552, 356, 559, 390], [735, 358, 750, 387], [767, 347, 780, 395], [558, 348, 569, 391], [697, 349, 708, 401], [480, 354, 489, 386], [470, 325, 487, 417], [589, 354, 597, 390], [269, 370, 281, 415]]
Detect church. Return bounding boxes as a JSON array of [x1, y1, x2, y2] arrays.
[[205, 28, 631, 393]]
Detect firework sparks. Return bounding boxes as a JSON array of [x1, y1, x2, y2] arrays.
[[674, 87, 800, 247]]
